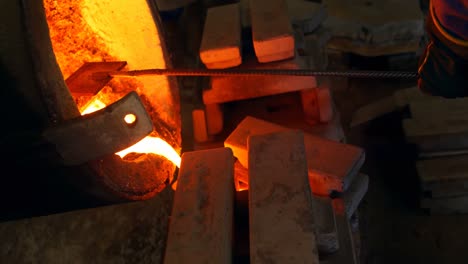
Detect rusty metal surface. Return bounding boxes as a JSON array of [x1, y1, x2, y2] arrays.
[[65, 61, 127, 96], [42, 91, 153, 166]]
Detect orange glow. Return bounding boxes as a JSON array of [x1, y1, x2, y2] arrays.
[[81, 99, 106, 115], [45, 0, 181, 170], [235, 181, 249, 192], [80, 99, 181, 167], [237, 185, 249, 192], [124, 113, 137, 125], [116, 137, 181, 167]]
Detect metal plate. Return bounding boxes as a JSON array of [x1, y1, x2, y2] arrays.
[[65, 61, 127, 96], [42, 91, 153, 165]]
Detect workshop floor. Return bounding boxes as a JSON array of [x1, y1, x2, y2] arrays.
[[166, 9, 468, 262], [331, 55, 468, 264]]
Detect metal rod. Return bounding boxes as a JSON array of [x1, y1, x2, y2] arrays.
[[103, 68, 418, 79]]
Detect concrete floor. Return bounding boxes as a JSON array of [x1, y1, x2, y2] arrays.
[[329, 56, 468, 263]]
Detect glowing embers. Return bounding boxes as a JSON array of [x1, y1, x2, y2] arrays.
[[81, 98, 181, 167]]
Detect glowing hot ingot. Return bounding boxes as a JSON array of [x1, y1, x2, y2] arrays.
[[81, 99, 181, 167]]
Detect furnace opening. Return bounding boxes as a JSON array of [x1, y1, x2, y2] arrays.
[[43, 0, 182, 199]]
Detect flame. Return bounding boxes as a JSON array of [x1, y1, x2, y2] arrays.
[[81, 99, 181, 167]]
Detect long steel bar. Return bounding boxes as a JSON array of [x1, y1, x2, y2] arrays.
[[101, 68, 418, 79]]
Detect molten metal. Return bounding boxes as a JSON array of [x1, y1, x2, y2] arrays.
[[116, 137, 181, 167], [81, 99, 106, 115]]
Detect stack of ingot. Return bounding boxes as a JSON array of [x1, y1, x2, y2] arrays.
[[193, 0, 333, 143], [403, 96, 468, 214], [165, 127, 365, 263]]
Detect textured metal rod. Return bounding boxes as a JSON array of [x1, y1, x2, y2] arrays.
[[105, 68, 418, 79]]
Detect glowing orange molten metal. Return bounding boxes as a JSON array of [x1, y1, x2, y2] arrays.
[[81, 99, 181, 167]]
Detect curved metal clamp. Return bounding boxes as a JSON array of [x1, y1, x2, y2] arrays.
[[43, 91, 153, 166]]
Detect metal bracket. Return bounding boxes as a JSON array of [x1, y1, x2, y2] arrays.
[[42, 91, 153, 166]]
